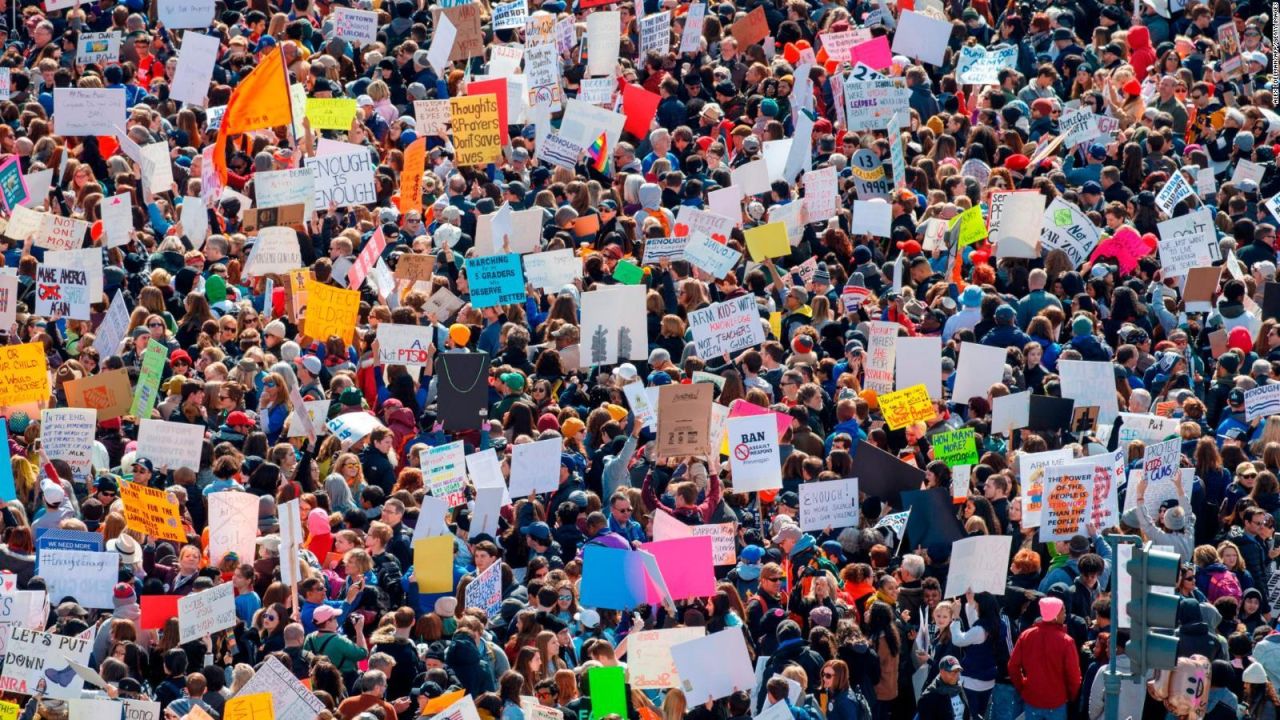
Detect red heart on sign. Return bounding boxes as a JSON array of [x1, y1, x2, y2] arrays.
[[674, 223, 689, 237], [711, 233, 728, 245]]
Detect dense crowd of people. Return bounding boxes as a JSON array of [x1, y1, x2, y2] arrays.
[[2, 0, 1280, 719]]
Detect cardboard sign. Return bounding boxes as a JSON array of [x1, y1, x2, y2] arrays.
[[40, 550, 117, 610], [241, 204, 305, 233], [1157, 208, 1218, 277], [580, 285, 647, 366], [394, 253, 436, 283], [35, 264, 90, 320], [376, 323, 435, 367], [944, 535, 1013, 597], [120, 480, 187, 543], [305, 279, 361, 344], [798, 478, 859, 531], [178, 583, 235, 643], [669, 628, 756, 701], [628, 627, 706, 689], [244, 226, 302, 276], [730, 6, 769, 45], [877, 384, 935, 430], [450, 94, 503, 166], [656, 384, 713, 458], [137, 418, 205, 473], [207, 491, 259, 566]]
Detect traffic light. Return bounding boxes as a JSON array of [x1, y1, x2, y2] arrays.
[[1126, 542, 1181, 678]]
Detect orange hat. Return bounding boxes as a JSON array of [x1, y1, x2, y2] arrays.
[[562, 417, 586, 437]]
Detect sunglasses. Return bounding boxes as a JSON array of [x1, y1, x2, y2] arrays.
[[147, 322, 165, 328], [263, 381, 277, 388], [822, 672, 835, 679]]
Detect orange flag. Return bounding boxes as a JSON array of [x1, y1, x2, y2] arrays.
[[400, 137, 426, 215], [213, 47, 293, 182]]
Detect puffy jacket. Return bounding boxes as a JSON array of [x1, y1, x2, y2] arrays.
[[1008, 619, 1082, 710], [1128, 26, 1158, 81]]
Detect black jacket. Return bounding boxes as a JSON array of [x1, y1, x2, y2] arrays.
[[916, 677, 971, 720]]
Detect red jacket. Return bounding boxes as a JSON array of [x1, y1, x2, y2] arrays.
[[1008, 620, 1082, 710]]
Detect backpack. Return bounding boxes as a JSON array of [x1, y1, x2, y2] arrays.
[[1206, 570, 1243, 602]]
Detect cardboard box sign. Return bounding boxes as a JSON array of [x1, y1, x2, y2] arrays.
[[242, 203, 305, 233]]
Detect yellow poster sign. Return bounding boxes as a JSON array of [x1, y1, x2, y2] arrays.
[[305, 98, 358, 131], [744, 222, 790, 261], [449, 94, 502, 167], [413, 535, 455, 593], [224, 692, 275, 720], [0, 342, 49, 406], [120, 480, 186, 543], [950, 205, 988, 247], [0, 700, 19, 720], [305, 279, 361, 345], [877, 383, 936, 431]]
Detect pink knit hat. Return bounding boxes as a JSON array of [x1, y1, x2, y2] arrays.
[[1039, 597, 1064, 622], [307, 508, 331, 535]]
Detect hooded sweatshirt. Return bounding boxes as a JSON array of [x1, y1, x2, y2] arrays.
[[916, 676, 969, 720], [633, 183, 674, 241], [1129, 26, 1157, 82]]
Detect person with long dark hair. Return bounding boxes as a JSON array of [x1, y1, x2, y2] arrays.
[[864, 601, 899, 720]]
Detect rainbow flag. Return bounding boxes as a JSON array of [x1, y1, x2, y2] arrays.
[[586, 131, 609, 174]]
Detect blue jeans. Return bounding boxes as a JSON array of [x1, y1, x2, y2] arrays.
[[987, 684, 1023, 720], [1024, 704, 1067, 720]]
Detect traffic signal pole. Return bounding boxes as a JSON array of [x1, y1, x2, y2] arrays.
[[1104, 535, 1182, 720]]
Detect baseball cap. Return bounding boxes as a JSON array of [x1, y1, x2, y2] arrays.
[[313, 605, 342, 624], [939, 656, 963, 672], [295, 355, 323, 375], [227, 410, 255, 428], [521, 522, 552, 542]]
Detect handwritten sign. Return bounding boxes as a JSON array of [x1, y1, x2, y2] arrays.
[[178, 583, 235, 643], [932, 428, 978, 467], [0, 343, 47, 407], [877, 384, 935, 430], [120, 480, 187, 543], [798, 478, 859, 531]]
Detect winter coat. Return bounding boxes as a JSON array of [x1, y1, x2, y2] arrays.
[[1008, 620, 1082, 710]]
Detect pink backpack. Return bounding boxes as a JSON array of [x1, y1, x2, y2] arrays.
[[1206, 569, 1242, 602]]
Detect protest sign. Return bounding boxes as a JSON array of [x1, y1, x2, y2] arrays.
[[433, 4, 484, 60], [255, 167, 315, 214], [305, 98, 358, 131], [683, 233, 741, 278], [450, 94, 503, 166], [638, 11, 671, 56], [466, 560, 503, 617], [1059, 107, 1102, 147], [798, 478, 859, 531], [466, 253, 525, 309], [413, 535, 454, 593], [628, 627, 706, 689], [894, 337, 941, 397], [877, 384, 935, 431], [952, 342, 1007, 405], [136, 419, 205, 473], [1041, 198, 1101, 266], [510, 438, 562, 496], [1059, 359, 1120, 426], [851, 199, 893, 237], [414, 99, 452, 136], [890, 11, 951, 64], [305, 280, 361, 344], [586, 11, 622, 75], [207, 491, 259, 566], [234, 656, 328, 720], [310, 141, 377, 207], [726, 414, 782, 492], [991, 191, 1045, 258], [744, 222, 790, 260], [580, 285, 647, 366], [955, 44, 1017, 84], [864, 321, 898, 394], [688, 295, 766, 358], [0, 343, 47, 407], [159, 0, 215, 27], [522, 249, 579, 291], [376, 323, 434, 367], [1039, 463, 1094, 542], [120, 480, 187, 543], [424, 441, 467, 507], [39, 409, 94, 483], [669, 628, 755, 701], [1085, 449, 1124, 529], [1246, 383, 1280, 421], [538, 133, 581, 169], [129, 340, 167, 419], [641, 236, 688, 265], [656, 384, 713, 458], [35, 264, 90, 320], [53, 88, 124, 136], [933, 428, 979, 467], [178, 583, 235, 643], [225, 693, 273, 720], [334, 7, 379, 43], [244, 226, 302, 277], [0, 627, 91, 698], [944, 535, 1014, 597], [0, 275, 15, 331], [39, 550, 116, 609], [171, 32, 218, 106], [843, 75, 910, 132], [1143, 437, 1182, 489], [1155, 170, 1196, 216], [0, 159, 26, 213], [621, 381, 658, 431], [1021, 448, 1074, 528], [326, 412, 385, 448], [730, 6, 769, 45], [1157, 208, 1219, 277]]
